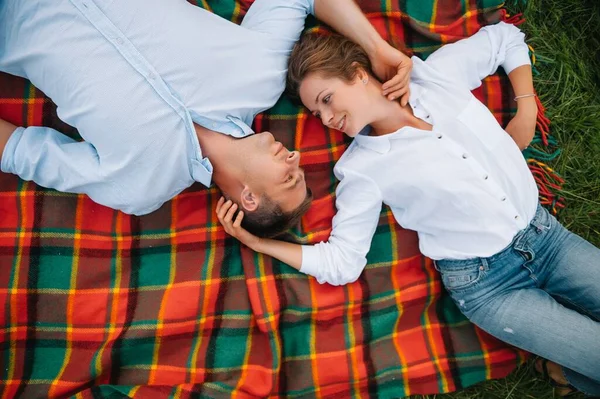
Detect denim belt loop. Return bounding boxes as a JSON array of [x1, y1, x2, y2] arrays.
[[530, 205, 551, 233], [480, 257, 490, 271]]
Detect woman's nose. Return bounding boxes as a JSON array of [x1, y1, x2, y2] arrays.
[[321, 110, 334, 126]]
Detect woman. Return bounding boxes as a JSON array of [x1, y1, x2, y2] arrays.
[[217, 22, 600, 396]]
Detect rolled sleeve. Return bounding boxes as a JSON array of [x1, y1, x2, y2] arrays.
[[300, 245, 322, 280], [1, 126, 25, 174], [297, 166, 383, 286], [241, 0, 314, 50], [425, 21, 531, 91]]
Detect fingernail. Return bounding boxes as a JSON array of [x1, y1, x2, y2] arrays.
[[389, 96, 395, 100]]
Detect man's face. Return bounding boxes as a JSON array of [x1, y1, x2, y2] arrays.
[[240, 131, 307, 213]]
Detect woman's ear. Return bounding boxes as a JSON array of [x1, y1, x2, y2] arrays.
[[352, 64, 369, 85], [240, 185, 259, 212]]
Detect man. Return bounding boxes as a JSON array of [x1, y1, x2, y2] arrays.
[[0, 0, 411, 237]]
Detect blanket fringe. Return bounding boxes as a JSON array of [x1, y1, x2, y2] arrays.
[[501, 11, 526, 25], [502, 11, 565, 215]]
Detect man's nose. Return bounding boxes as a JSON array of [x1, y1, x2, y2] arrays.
[[264, 131, 275, 142], [286, 150, 300, 166]]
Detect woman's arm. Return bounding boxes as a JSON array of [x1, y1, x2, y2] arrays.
[[424, 22, 537, 149], [217, 168, 384, 285], [425, 22, 531, 91], [241, 0, 412, 103], [217, 197, 303, 269], [504, 65, 538, 149]]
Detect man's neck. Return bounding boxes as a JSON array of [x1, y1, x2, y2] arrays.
[[194, 123, 242, 187], [194, 123, 226, 158]]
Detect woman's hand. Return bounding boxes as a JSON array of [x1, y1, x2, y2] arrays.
[[216, 197, 261, 251], [505, 99, 538, 150], [369, 41, 413, 105], [216, 197, 303, 270]]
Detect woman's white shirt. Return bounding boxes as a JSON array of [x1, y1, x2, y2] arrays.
[[300, 22, 538, 285]]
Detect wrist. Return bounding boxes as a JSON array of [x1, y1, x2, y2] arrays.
[[516, 97, 538, 116], [251, 237, 265, 253], [368, 38, 392, 59]]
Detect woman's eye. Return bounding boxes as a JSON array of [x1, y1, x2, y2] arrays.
[[286, 175, 293, 183], [323, 95, 331, 104], [315, 112, 321, 119]]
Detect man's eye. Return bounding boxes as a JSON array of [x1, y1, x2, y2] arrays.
[[286, 175, 293, 183], [315, 112, 321, 119]]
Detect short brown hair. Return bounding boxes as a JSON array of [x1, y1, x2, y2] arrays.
[[241, 188, 313, 239], [287, 32, 371, 102]]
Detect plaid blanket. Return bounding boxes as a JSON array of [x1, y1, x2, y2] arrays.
[[0, 1, 544, 397]]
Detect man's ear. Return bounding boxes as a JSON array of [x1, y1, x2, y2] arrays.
[[240, 185, 259, 212]]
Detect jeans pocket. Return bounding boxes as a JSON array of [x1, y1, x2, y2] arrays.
[[440, 264, 485, 292]]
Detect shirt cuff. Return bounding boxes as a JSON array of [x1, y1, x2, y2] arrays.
[[300, 245, 321, 279], [502, 46, 531, 75], [190, 157, 213, 187], [1, 126, 25, 174]]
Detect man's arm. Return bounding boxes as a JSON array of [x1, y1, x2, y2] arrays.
[[0, 118, 18, 167], [241, 0, 412, 104], [0, 123, 139, 213], [313, 0, 412, 103], [314, 0, 384, 63]]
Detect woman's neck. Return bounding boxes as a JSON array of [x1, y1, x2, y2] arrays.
[[368, 83, 432, 136]]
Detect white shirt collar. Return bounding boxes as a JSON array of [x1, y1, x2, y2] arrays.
[[353, 80, 426, 154]]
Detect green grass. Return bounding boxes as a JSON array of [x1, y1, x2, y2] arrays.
[[523, 0, 600, 247], [409, 0, 600, 398]]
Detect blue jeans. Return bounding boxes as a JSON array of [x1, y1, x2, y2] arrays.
[[435, 205, 600, 396]]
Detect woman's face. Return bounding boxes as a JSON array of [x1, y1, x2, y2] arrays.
[[299, 71, 373, 137]]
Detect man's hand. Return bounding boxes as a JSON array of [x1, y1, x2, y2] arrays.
[[216, 197, 262, 251], [369, 42, 413, 106], [505, 100, 538, 150]]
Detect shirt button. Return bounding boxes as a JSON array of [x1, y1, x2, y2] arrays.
[[212, 123, 217, 128], [436, 134, 443, 139], [514, 215, 519, 220], [479, 266, 484, 271], [501, 196, 507, 201], [148, 72, 156, 80], [462, 153, 469, 159], [116, 37, 124, 45], [484, 175, 489, 180]]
